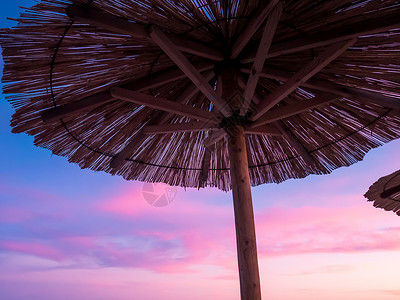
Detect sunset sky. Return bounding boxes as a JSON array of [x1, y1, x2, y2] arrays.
[[1, 1, 400, 299]]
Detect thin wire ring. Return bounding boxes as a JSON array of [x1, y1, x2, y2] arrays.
[[48, 4, 392, 172]]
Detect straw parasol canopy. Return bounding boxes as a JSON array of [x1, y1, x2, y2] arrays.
[[365, 169, 400, 215], [1, 0, 400, 299]]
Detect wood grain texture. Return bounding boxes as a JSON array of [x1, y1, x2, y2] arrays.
[[1, 0, 400, 191]]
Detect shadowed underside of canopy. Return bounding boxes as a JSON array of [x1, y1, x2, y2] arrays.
[[2, 1, 400, 299], [1, 0, 400, 193], [365, 169, 400, 215]]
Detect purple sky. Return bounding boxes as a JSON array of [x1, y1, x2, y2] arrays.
[[1, 1, 400, 299]]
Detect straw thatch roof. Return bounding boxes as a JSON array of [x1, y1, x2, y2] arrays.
[[1, 0, 400, 191], [365, 170, 400, 215]]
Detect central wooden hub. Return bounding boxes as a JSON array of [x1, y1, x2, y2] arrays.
[[216, 61, 244, 113]]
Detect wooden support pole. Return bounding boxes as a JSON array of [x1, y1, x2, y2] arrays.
[[227, 125, 261, 300]]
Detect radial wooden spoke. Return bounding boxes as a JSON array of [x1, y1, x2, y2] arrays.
[[41, 91, 114, 123], [41, 63, 213, 123], [275, 121, 316, 167], [248, 67, 400, 110], [110, 129, 148, 169], [110, 87, 220, 122], [143, 121, 219, 134], [244, 124, 281, 136], [237, 75, 259, 105], [149, 26, 232, 117], [126, 62, 214, 91], [230, 0, 279, 59], [241, 10, 400, 63], [251, 39, 356, 121], [204, 129, 226, 147], [381, 184, 400, 199], [250, 94, 341, 127], [344, 87, 400, 110], [110, 75, 216, 169], [66, 4, 224, 61], [174, 71, 215, 104], [241, 2, 283, 115], [244, 65, 343, 95]]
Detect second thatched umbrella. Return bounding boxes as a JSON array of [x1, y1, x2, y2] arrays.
[[1, 1, 400, 299], [365, 169, 400, 215]]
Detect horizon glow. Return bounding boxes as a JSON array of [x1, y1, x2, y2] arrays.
[[1, 1, 400, 300]]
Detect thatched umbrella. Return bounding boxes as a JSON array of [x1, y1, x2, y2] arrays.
[[365, 169, 400, 215], [1, 0, 400, 299]]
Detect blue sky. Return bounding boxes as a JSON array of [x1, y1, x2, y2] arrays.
[[1, 1, 400, 300]]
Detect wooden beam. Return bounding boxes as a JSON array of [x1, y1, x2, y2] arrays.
[[381, 184, 400, 199], [251, 39, 356, 121], [174, 71, 215, 104], [345, 87, 400, 110], [244, 65, 345, 95], [204, 129, 226, 147], [41, 91, 114, 123], [149, 26, 232, 117], [110, 129, 148, 169], [251, 94, 340, 127], [143, 121, 219, 134], [245, 65, 355, 97], [110, 87, 220, 123], [241, 2, 283, 115], [238, 76, 258, 105], [168, 36, 224, 61], [125, 61, 214, 91], [66, 4, 224, 61], [247, 67, 400, 110], [230, 0, 279, 59], [241, 10, 400, 63], [275, 121, 316, 167], [244, 124, 281, 136], [110, 78, 215, 169], [42, 63, 213, 123]]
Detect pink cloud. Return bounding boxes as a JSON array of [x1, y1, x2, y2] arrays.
[[0, 240, 65, 261], [91, 183, 400, 274], [0, 207, 31, 223], [381, 290, 400, 296], [60, 236, 95, 248], [3, 180, 399, 276], [255, 200, 400, 256]]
